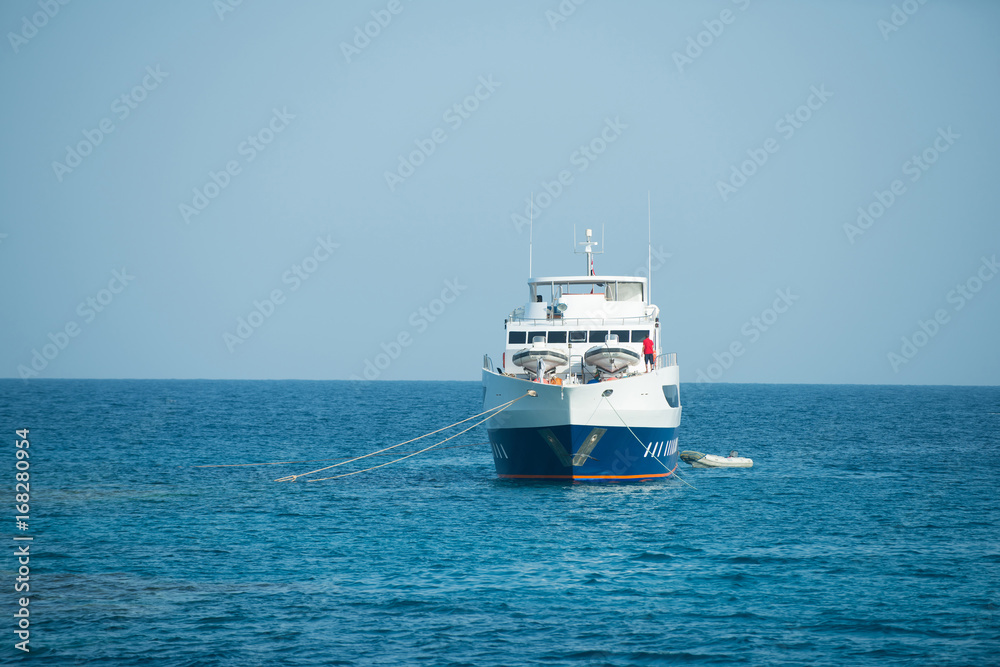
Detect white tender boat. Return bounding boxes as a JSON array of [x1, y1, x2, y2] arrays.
[[679, 450, 753, 468]]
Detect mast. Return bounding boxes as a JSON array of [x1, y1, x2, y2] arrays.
[[529, 193, 533, 278], [647, 191, 651, 303], [575, 227, 601, 276]]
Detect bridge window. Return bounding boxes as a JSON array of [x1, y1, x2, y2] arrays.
[[604, 281, 644, 302], [631, 330, 650, 342], [569, 330, 587, 343], [618, 282, 643, 302], [547, 331, 567, 343], [508, 331, 526, 344], [589, 330, 609, 343]]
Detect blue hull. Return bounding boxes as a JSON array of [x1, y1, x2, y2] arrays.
[[487, 424, 678, 481]]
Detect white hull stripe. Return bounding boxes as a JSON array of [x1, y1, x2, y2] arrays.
[[644, 437, 678, 458]]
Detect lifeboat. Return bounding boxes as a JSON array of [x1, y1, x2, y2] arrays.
[[584, 344, 641, 373], [512, 345, 569, 377]]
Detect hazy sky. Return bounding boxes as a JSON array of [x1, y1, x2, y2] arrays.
[[2, 0, 998, 384]]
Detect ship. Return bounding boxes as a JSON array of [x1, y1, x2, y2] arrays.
[[481, 229, 681, 481]]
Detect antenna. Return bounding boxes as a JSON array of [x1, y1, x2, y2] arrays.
[[647, 191, 651, 303], [529, 193, 533, 278]]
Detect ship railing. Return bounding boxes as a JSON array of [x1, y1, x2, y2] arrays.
[[569, 354, 593, 384], [507, 315, 655, 326], [657, 352, 677, 368], [483, 354, 495, 372]]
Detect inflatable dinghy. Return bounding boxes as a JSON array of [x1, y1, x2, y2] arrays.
[[679, 450, 753, 468]]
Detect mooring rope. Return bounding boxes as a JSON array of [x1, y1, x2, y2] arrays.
[[275, 391, 535, 483], [305, 405, 515, 482], [194, 442, 488, 468], [601, 395, 696, 490]]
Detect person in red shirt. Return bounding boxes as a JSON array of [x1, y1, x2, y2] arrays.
[[642, 335, 655, 372]]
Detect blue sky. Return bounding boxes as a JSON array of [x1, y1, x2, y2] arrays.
[[1, 0, 998, 384]]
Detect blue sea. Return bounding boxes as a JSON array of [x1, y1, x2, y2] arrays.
[[1, 380, 998, 665]]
